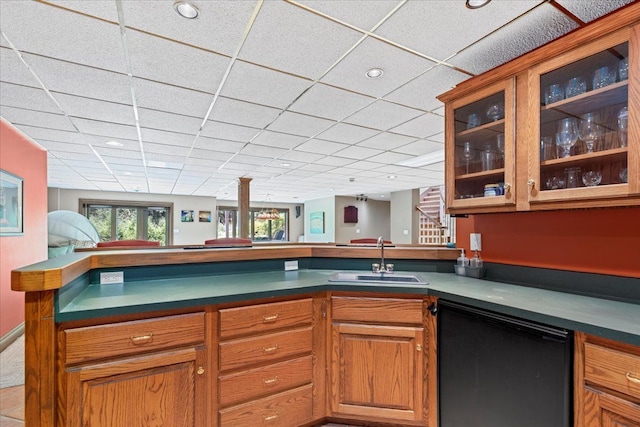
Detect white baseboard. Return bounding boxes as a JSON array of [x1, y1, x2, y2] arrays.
[[0, 322, 25, 353]]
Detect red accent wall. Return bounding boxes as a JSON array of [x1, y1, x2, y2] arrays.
[[0, 119, 48, 337], [456, 207, 640, 278]]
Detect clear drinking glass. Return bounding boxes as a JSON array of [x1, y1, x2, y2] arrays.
[[460, 141, 474, 174], [618, 107, 628, 148], [565, 77, 586, 98], [545, 83, 564, 105], [579, 112, 602, 153], [619, 58, 628, 81], [486, 102, 504, 121], [556, 118, 578, 158], [481, 145, 497, 171], [564, 167, 581, 188], [540, 136, 555, 161], [593, 66, 616, 89], [467, 113, 481, 129]]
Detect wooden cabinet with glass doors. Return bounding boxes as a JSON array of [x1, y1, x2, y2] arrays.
[[445, 79, 516, 213], [527, 27, 637, 208]]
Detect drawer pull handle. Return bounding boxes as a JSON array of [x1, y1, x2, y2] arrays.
[[263, 412, 278, 422], [263, 314, 279, 323], [130, 333, 153, 345], [197, 366, 205, 375], [627, 372, 640, 384], [263, 345, 279, 354], [263, 376, 278, 386]]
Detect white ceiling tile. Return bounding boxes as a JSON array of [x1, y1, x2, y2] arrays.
[[315, 122, 379, 144], [393, 140, 443, 156], [194, 137, 246, 154], [296, 163, 336, 173], [313, 156, 356, 167], [70, 118, 138, 140], [297, 0, 401, 30], [133, 78, 213, 117], [21, 53, 133, 105], [374, 0, 541, 60], [448, 4, 579, 75], [0, 82, 62, 114], [0, 106, 75, 132], [239, 1, 363, 79], [12, 124, 84, 144], [36, 140, 90, 155], [83, 135, 139, 151], [267, 111, 335, 137], [141, 128, 193, 147], [344, 100, 422, 130], [126, 30, 229, 93], [289, 83, 374, 121], [230, 154, 271, 166], [389, 112, 444, 139], [220, 60, 312, 109], [240, 143, 288, 159], [200, 121, 260, 142], [251, 131, 308, 150], [556, 0, 634, 23], [322, 37, 435, 98], [46, 1, 119, 21], [357, 132, 416, 150], [333, 145, 383, 160], [294, 139, 349, 155], [54, 94, 135, 125], [137, 109, 201, 135], [48, 150, 97, 162], [93, 145, 142, 159], [211, 97, 281, 129], [278, 150, 325, 163], [0, 47, 41, 88], [189, 149, 234, 163], [341, 161, 383, 171], [427, 132, 445, 144], [121, 1, 257, 57], [0, 1, 126, 72], [144, 142, 190, 157], [101, 155, 146, 167], [384, 65, 468, 112]]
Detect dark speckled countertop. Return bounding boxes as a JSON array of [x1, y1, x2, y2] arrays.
[[56, 269, 640, 347]]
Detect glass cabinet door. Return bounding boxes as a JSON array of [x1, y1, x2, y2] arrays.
[[529, 30, 630, 204], [446, 79, 515, 211]]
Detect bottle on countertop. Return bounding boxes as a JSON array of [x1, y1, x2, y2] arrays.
[[470, 250, 483, 268], [457, 248, 470, 267]]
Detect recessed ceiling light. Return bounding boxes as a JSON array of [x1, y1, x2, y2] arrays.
[[380, 195, 385, 198], [366, 68, 384, 79], [174, 0, 199, 19], [387, 175, 397, 179], [106, 140, 123, 147], [281, 162, 291, 167], [465, 0, 492, 9]]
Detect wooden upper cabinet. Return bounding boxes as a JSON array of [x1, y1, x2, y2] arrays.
[[439, 6, 640, 214], [445, 78, 517, 214]]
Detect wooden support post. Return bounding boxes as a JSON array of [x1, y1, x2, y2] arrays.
[[238, 177, 252, 239]]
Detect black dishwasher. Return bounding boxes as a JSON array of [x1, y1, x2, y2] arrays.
[[437, 300, 572, 427]]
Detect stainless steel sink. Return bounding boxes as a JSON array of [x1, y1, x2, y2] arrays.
[[328, 271, 428, 285]]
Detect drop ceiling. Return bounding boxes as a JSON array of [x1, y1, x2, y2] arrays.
[[0, 0, 632, 202]]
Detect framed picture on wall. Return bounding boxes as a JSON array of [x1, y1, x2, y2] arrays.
[[0, 169, 24, 235], [181, 210, 194, 222], [199, 210, 211, 222], [309, 211, 325, 234]]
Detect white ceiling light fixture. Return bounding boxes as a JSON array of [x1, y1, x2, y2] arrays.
[[395, 150, 445, 167], [465, 0, 492, 9], [366, 68, 384, 79], [105, 141, 123, 147], [174, 0, 200, 19]]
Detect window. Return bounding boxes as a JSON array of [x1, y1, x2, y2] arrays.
[[217, 206, 288, 242], [81, 199, 173, 245]]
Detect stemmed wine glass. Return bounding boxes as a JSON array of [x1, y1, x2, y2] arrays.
[[555, 118, 578, 158], [460, 141, 474, 174], [578, 112, 602, 154]]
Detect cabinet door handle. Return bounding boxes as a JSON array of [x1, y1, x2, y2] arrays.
[[262, 314, 279, 323], [626, 372, 640, 384], [263, 412, 278, 422], [528, 179, 535, 190], [130, 333, 153, 345], [263, 345, 279, 354], [197, 366, 205, 375], [263, 376, 278, 386], [416, 344, 422, 352], [503, 182, 511, 193]]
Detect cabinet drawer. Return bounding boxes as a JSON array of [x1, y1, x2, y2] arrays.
[[64, 312, 205, 365], [219, 384, 313, 427], [584, 342, 640, 399], [219, 355, 312, 407], [332, 297, 423, 324], [220, 327, 312, 372], [219, 299, 312, 339]]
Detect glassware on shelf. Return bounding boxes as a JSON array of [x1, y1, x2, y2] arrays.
[[592, 66, 616, 89], [540, 136, 555, 161], [496, 133, 505, 167], [555, 118, 578, 158], [619, 58, 628, 81], [618, 107, 628, 148], [565, 77, 586, 98], [564, 167, 581, 188], [467, 113, 481, 129], [486, 102, 504, 121], [544, 83, 564, 105], [480, 144, 497, 171], [460, 141, 475, 174], [578, 112, 602, 153], [619, 168, 628, 183], [545, 176, 566, 190], [582, 170, 602, 187]]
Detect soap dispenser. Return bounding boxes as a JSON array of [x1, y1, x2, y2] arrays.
[[470, 249, 483, 268], [457, 249, 470, 267]]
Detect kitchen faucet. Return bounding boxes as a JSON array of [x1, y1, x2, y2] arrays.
[[377, 236, 386, 273]]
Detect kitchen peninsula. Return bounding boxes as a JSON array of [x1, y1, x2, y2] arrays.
[[12, 245, 640, 427]]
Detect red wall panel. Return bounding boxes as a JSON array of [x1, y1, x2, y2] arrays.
[[456, 207, 640, 278], [0, 119, 48, 336]]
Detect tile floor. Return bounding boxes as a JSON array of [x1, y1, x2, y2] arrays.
[[0, 385, 24, 426]]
